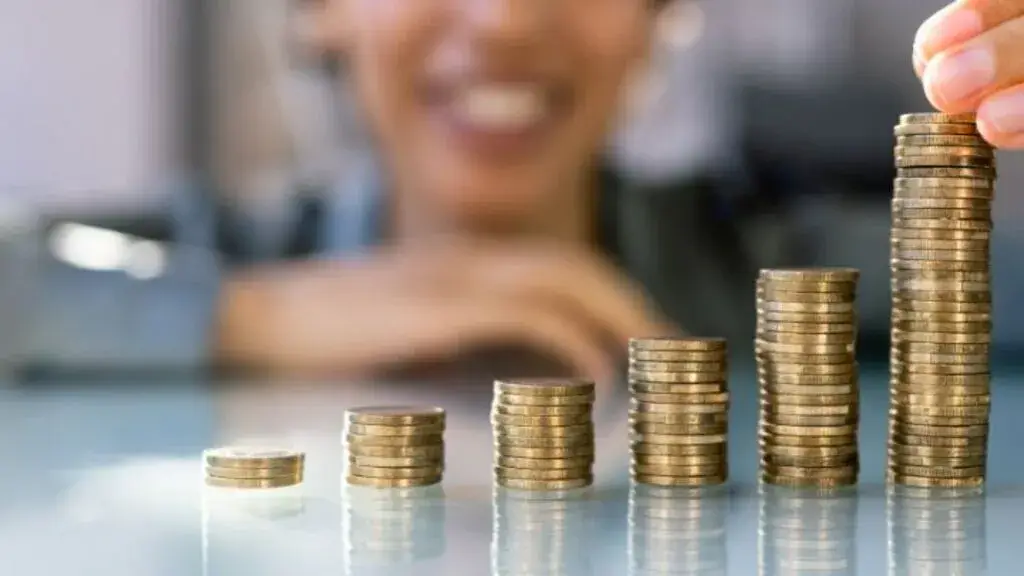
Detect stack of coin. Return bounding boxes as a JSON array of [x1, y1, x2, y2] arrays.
[[203, 447, 305, 489], [887, 485, 987, 575], [491, 487, 592, 576], [628, 337, 729, 487], [491, 379, 595, 491], [758, 484, 857, 575], [344, 406, 446, 488], [888, 112, 994, 489], [628, 485, 728, 576], [342, 484, 446, 570], [756, 268, 860, 488]]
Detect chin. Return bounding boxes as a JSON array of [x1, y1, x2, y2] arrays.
[[439, 178, 549, 235]]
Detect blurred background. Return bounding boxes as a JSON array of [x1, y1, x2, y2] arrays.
[[1, 0, 1022, 374]]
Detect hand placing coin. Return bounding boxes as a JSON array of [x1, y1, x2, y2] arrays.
[[913, 0, 1024, 148]]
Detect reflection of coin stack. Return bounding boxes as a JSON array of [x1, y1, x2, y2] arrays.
[[888, 112, 994, 489], [628, 338, 729, 487], [628, 484, 728, 576], [342, 484, 446, 573], [887, 486, 987, 575], [756, 269, 860, 488], [344, 407, 446, 488], [490, 487, 592, 576], [758, 484, 857, 576], [491, 379, 595, 491], [203, 447, 305, 489]]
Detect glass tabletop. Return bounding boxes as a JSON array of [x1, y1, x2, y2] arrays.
[[0, 362, 1020, 575]]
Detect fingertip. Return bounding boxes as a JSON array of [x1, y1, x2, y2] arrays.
[[913, 49, 927, 79], [977, 87, 1024, 149], [915, 4, 984, 61]]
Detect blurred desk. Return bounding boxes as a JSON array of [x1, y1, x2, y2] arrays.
[[0, 364, 1022, 575]]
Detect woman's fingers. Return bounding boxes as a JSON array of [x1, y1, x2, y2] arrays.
[[915, 0, 1024, 63], [977, 83, 1024, 147]]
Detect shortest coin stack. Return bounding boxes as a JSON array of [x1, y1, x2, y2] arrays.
[[203, 447, 305, 489], [628, 337, 730, 487], [492, 379, 595, 491], [344, 406, 446, 488]]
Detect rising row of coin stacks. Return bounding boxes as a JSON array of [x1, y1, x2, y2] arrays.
[[203, 447, 305, 489], [756, 268, 861, 488], [758, 484, 857, 576], [887, 112, 993, 489], [344, 406, 446, 488], [491, 487, 592, 576], [491, 379, 595, 491], [628, 485, 728, 576], [886, 485, 987, 575], [628, 338, 729, 487]]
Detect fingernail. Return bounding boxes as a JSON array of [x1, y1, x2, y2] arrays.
[[980, 90, 1024, 134], [913, 49, 926, 78], [915, 5, 983, 58], [925, 47, 995, 106]]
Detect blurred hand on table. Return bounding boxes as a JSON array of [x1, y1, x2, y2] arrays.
[[915, 0, 1024, 148]]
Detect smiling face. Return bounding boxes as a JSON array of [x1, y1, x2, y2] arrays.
[[325, 0, 652, 229]]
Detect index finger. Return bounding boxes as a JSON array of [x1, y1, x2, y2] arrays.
[[916, 0, 1024, 63]]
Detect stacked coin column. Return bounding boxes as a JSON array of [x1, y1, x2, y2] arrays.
[[886, 486, 987, 575], [756, 269, 860, 488], [628, 485, 728, 576], [628, 338, 729, 487], [491, 379, 595, 491], [888, 112, 994, 489], [203, 447, 305, 489], [344, 406, 446, 488], [758, 484, 857, 576]]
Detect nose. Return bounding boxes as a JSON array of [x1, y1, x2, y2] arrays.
[[464, 0, 547, 48]]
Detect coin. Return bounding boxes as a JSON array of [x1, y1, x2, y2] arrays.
[[890, 361, 988, 375], [893, 341, 990, 354], [895, 135, 987, 146], [346, 406, 446, 426], [494, 424, 592, 438], [891, 228, 992, 242], [205, 466, 302, 480], [890, 393, 990, 407], [887, 453, 986, 468], [758, 301, 855, 314], [760, 444, 857, 458], [894, 123, 981, 136], [758, 433, 857, 447], [891, 330, 990, 344], [890, 465, 985, 479], [630, 442, 726, 456], [887, 474, 984, 488], [346, 474, 442, 488], [889, 433, 985, 448], [495, 466, 591, 481], [346, 422, 446, 436], [629, 349, 725, 362], [491, 413, 592, 427], [205, 475, 302, 489], [630, 399, 729, 414], [893, 299, 992, 313], [495, 392, 594, 406], [756, 393, 857, 407], [890, 422, 988, 438], [203, 447, 305, 469], [628, 370, 727, 384], [757, 310, 857, 324], [755, 351, 854, 365], [760, 454, 856, 468], [755, 279, 857, 293], [496, 435, 594, 449], [762, 465, 857, 479], [892, 218, 992, 231], [628, 381, 726, 394], [496, 445, 594, 459], [631, 453, 725, 466], [893, 318, 990, 332], [892, 278, 990, 292], [346, 444, 445, 458], [495, 477, 593, 491], [894, 249, 989, 262], [899, 112, 978, 124], [895, 155, 994, 169], [632, 463, 723, 477], [345, 433, 444, 447], [757, 289, 854, 304], [760, 424, 856, 438], [629, 337, 727, 351], [759, 383, 856, 397], [761, 473, 856, 488], [759, 401, 856, 416], [892, 198, 992, 211], [348, 464, 443, 479], [629, 411, 728, 425], [889, 412, 987, 427], [759, 268, 859, 282], [897, 167, 995, 178], [633, 474, 727, 487], [756, 341, 853, 355], [757, 331, 856, 345], [757, 321, 855, 334], [628, 360, 727, 373], [887, 444, 986, 458], [889, 381, 990, 396], [347, 454, 442, 468], [631, 421, 728, 435], [761, 413, 857, 427], [496, 456, 592, 470], [494, 378, 595, 396], [632, 433, 728, 445], [493, 404, 591, 416]]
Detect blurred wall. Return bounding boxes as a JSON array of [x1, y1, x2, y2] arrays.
[[0, 0, 184, 215]]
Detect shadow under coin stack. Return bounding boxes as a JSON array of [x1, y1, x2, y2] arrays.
[[628, 485, 729, 576], [888, 112, 994, 489], [756, 269, 860, 488], [758, 484, 857, 575], [344, 407, 446, 488], [628, 338, 729, 487], [492, 379, 595, 491], [203, 447, 305, 489]]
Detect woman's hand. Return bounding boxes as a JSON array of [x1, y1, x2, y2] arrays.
[[914, 0, 1024, 148], [216, 240, 676, 382]]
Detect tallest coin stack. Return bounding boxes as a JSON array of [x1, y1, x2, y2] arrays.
[[887, 112, 995, 489]]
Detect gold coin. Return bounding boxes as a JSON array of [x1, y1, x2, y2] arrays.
[[759, 268, 860, 282], [345, 422, 446, 436], [346, 444, 445, 459], [890, 393, 990, 407], [205, 466, 302, 480], [889, 465, 985, 479], [757, 310, 857, 324], [756, 393, 857, 407], [757, 362, 856, 376], [627, 360, 727, 373], [893, 340, 990, 354], [892, 197, 992, 210], [495, 392, 594, 406], [895, 135, 987, 146], [632, 433, 728, 445], [755, 279, 856, 293], [889, 381, 990, 396], [758, 433, 856, 447], [888, 433, 985, 448], [755, 351, 854, 365], [203, 447, 305, 469], [893, 187, 995, 202], [899, 112, 978, 124], [890, 411, 987, 427], [632, 463, 724, 477], [893, 249, 989, 262], [755, 340, 853, 355], [347, 454, 442, 468], [761, 473, 856, 488], [490, 413, 591, 427], [345, 406, 445, 426], [628, 370, 726, 383], [760, 444, 858, 458], [629, 337, 727, 351], [890, 361, 988, 375], [892, 309, 991, 324], [628, 411, 728, 425], [889, 422, 987, 438], [761, 413, 857, 427], [758, 301, 855, 314], [205, 475, 302, 489], [891, 240, 989, 255], [893, 123, 980, 136], [631, 454, 725, 466], [894, 291, 991, 305], [892, 217, 992, 230], [760, 383, 857, 396], [630, 421, 728, 435], [631, 392, 731, 405], [891, 330, 990, 344], [887, 453, 986, 468], [628, 349, 725, 362], [630, 399, 729, 414], [887, 473, 983, 488], [761, 465, 857, 479], [630, 442, 726, 456], [492, 404, 591, 416], [495, 477, 592, 491], [890, 370, 990, 385], [633, 473, 727, 487], [897, 166, 995, 178], [892, 279, 990, 293], [496, 445, 594, 459], [494, 466, 591, 481], [760, 454, 856, 468], [347, 464, 443, 479], [495, 435, 593, 449], [628, 381, 726, 395], [757, 321, 854, 334], [887, 443, 986, 458], [895, 155, 995, 169], [891, 259, 989, 272], [346, 474, 442, 488], [496, 456, 592, 470], [759, 402, 855, 416], [757, 289, 854, 304], [757, 331, 856, 345], [494, 423, 592, 438], [494, 378, 595, 396], [894, 175, 992, 189], [760, 424, 856, 437], [345, 433, 444, 447]]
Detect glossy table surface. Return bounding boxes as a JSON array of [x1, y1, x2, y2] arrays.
[[2, 362, 1022, 576]]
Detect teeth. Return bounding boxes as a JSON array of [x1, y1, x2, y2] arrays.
[[456, 84, 546, 131]]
